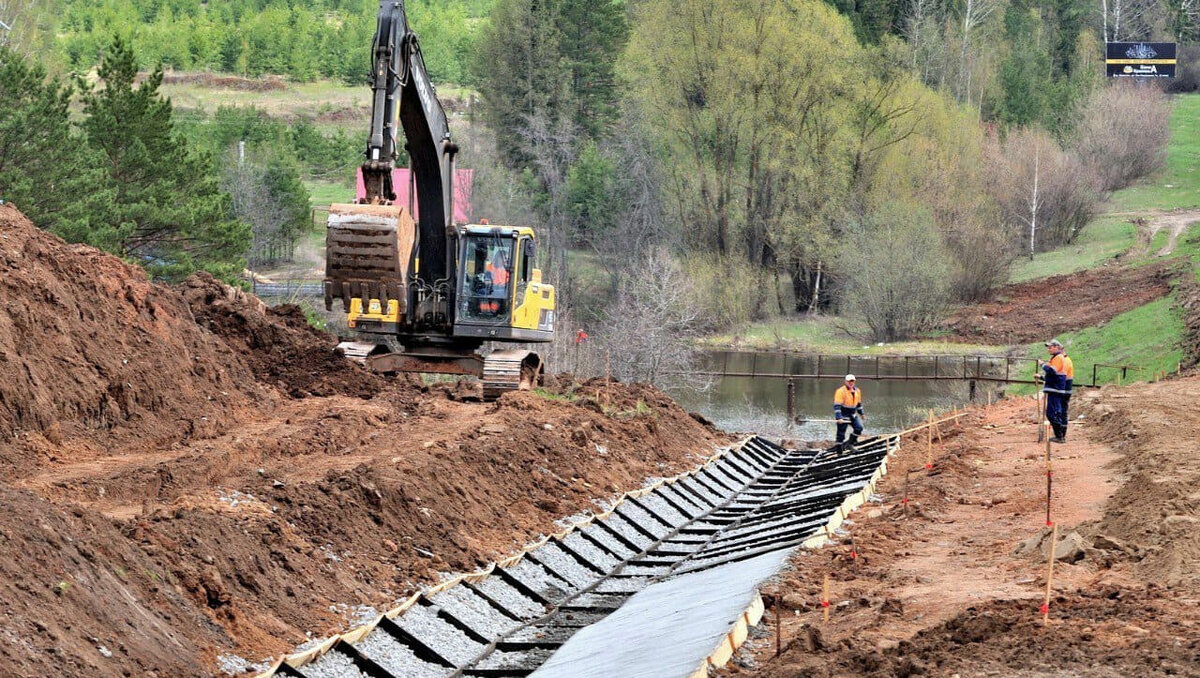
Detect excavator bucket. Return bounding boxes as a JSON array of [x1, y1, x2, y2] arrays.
[[323, 203, 415, 315]]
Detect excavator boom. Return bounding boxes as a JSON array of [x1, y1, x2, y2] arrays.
[[324, 0, 553, 400]]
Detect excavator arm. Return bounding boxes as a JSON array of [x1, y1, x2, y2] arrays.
[[361, 0, 457, 289]]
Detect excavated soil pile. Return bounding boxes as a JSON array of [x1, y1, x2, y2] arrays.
[[1176, 275, 1200, 368], [0, 205, 729, 676], [773, 589, 1198, 678], [1080, 377, 1200, 589], [943, 260, 1177, 344], [0, 205, 255, 465], [180, 273, 387, 399]]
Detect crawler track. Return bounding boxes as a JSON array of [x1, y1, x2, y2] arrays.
[[259, 435, 896, 678]]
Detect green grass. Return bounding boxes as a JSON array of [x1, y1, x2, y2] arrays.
[[304, 179, 355, 207], [1008, 295, 1184, 395], [700, 315, 1002, 355], [1105, 94, 1200, 214], [1009, 216, 1136, 283]]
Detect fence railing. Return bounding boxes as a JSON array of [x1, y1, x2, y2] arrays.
[[690, 352, 1142, 389]]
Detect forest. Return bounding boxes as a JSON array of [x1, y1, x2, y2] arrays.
[[1, 0, 1198, 376]]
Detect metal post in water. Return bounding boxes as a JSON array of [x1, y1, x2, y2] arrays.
[[786, 379, 795, 426]]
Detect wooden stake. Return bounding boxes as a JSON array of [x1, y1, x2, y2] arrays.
[[925, 410, 933, 470], [604, 349, 611, 405], [822, 573, 831, 625], [775, 589, 782, 657], [903, 469, 911, 517], [987, 390, 992, 407], [1042, 523, 1058, 625], [1045, 434, 1053, 527]]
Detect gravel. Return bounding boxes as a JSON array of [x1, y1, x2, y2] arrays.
[[474, 576, 545, 618], [298, 649, 370, 678], [615, 503, 670, 538], [680, 476, 725, 505], [561, 532, 620, 571], [708, 464, 748, 490], [619, 563, 672, 576], [476, 647, 555, 669], [636, 493, 689, 526], [531, 543, 600, 589], [579, 524, 636, 559], [354, 632, 452, 678], [429, 586, 515, 638], [603, 513, 654, 548], [596, 576, 650, 593], [397, 603, 485, 664], [658, 484, 706, 517], [506, 559, 575, 599]]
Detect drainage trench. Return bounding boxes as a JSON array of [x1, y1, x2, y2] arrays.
[[259, 435, 897, 678]]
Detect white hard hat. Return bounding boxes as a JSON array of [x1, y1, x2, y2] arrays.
[[845, 374, 856, 381]]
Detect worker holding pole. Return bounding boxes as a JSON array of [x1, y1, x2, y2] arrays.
[[1038, 339, 1073, 443], [834, 374, 865, 449]]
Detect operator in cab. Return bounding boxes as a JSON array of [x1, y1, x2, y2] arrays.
[[834, 374, 865, 449]]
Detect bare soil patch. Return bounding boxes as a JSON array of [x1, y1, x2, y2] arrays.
[[942, 260, 1178, 344]]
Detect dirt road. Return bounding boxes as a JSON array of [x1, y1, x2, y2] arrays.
[[942, 259, 1178, 344], [721, 378, 1200, 677]]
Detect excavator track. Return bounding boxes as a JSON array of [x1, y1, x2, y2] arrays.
[[482, 350, 543, 400]]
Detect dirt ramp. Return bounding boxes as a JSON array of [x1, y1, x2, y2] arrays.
[[0, 205, 254, 449]]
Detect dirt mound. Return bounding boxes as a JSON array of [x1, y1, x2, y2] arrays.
[[816, 589, 1198, 678], [1078, 378, 1200, 588], [0, 485, 222, 677], [943, 260, 1178, 344], [0, 205, 253, 454], [1177, 275, 1200, 367], [180, 273, 386, 399], [159, 72, 287, 91]]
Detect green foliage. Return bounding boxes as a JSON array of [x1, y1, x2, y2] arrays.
[[76, 37, 249, 280], [566, 141, 620, 244], [1106, 94, 1200, 213], [0, 45, 101, 235], [54, 0, 486, 84], [472, 0, 627, 164]]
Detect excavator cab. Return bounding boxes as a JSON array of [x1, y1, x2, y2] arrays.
[[453, 225, 554, 342]]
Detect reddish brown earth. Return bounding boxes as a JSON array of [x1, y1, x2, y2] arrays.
[[0, 205, 728, 677], [942, 260, 1178, 344], [721, 376, 1200, 678]]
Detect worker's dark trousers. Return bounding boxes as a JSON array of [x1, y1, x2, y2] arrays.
[[836, 415, 864, 444], [1045, 392, 1069, 440]]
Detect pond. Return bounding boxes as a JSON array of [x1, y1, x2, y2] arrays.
[[667, 350, 1006, 442]]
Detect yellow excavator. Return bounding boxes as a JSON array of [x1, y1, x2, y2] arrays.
[[325, 0, 555, 400]]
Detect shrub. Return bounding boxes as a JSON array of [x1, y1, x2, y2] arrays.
[[1074, 82, 1169, 192]]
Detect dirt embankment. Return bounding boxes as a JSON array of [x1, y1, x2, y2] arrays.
[[942, 260, 1178, 345], [0, 204, 727, 677], [722, 377, 1200, 678]]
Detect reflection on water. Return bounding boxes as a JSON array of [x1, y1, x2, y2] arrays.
[[667, 351, 1001, 441]]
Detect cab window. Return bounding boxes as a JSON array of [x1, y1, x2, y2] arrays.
[[459, 235, 515, 322]]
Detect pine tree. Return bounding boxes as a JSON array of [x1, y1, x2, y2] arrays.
[[0, 45, 99, 235], [80, 36, 249, 280]]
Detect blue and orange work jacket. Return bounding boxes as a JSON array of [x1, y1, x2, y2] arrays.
[[833, 385, 864, 420], [1042, 354, 1075, 395]]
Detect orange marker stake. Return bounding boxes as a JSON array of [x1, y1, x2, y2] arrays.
[[822, 573, 831, 625], [902, 469, 911, 517], [1042, 523, 1058, 625]]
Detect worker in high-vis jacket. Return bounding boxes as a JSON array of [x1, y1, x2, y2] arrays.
[[1039, 339, 1073, 443], [834, 374, 865, 447]]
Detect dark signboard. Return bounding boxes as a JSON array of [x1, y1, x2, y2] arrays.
[[1106, 42, 1176, 77]]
